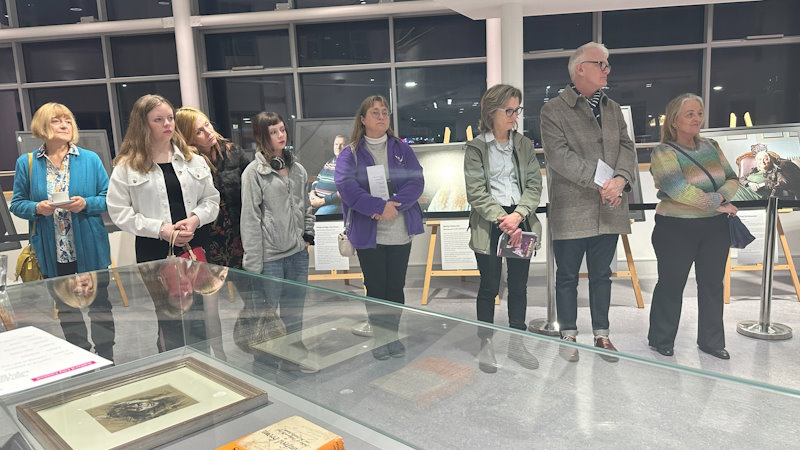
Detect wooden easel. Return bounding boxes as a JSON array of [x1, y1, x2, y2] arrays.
[[577, 234, 644, 308], [724, 215, 800, 303], [309, 270, 364, 288], [421, 220, 498, 305]]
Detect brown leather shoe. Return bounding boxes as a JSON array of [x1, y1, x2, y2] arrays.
[[559, 335, 579, 362], [594, 336, 619, 363]]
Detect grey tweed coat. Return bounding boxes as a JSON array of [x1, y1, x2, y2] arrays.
[[540, 85, 636, 240]]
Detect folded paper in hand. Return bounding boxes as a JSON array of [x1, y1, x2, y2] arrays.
[[497, 232, 537, 259], [594, 159, 614, 187]]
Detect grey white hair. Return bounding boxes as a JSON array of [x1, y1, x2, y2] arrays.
[[568, 42, 609, 80]]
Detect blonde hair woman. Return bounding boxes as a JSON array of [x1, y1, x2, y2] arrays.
[[107, 95, 220, 263], [175, 107, 251, 268], [10, 102, 111, 278]]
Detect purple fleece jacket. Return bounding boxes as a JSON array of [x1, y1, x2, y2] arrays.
[[334, 136, 424, 249]]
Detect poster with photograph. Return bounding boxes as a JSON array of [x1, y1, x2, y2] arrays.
[[413, 143, 471, 213], [701, 127, 800, 201], [294, 119, 353, 217]]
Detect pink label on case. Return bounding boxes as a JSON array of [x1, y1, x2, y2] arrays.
[[31, 361, 96, 382]]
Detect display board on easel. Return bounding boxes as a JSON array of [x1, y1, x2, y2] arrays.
[[15, 130, 113, 176]]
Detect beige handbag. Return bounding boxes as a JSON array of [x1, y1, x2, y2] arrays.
[[338, 211, 355, 257]]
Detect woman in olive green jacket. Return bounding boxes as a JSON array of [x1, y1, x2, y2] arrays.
[[464, 84, 543, 374]]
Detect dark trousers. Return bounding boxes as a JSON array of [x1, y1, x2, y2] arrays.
[[356, 243, 412, 334], [475, 225, 531, 339], [553, 234, 618, 334], [648, 214, 729, 350]]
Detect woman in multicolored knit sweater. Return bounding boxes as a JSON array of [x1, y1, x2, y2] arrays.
[[648, 93, 739, 360]]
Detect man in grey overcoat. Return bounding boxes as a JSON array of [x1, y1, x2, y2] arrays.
[[540, 42, 636, 362]]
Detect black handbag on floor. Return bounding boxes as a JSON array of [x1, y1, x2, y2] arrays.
[[665, 142, 755, 249]]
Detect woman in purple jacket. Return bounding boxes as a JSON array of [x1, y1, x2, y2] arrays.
[[334, 95, 424, 360]]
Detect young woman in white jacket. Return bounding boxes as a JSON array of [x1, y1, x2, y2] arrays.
[[107, 94, 219, 263]]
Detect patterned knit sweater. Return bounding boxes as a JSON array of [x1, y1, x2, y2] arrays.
[[650, 138, 739, 218]]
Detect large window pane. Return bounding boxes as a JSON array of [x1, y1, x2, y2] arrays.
[[111, 35, 178, 77], [523, 13, 592, 52], [301, 70, 390, 118], [608, 50, 703, 143], [0, 48, 15, 83], [602, 6, 705, 48], [714, 0, 800, 40], [394, 15, 485, 62], [207, 75, 296, 151], [523, 58, 570, 147], [396, 64, 486, 143], [23, 40, 104, 82], [28, 85, 113, 153], [117, 81, 182, 138], [0, 91, 23, 191], [199, 0, 281, 15], [205, 30, 291, 71], [15, 0, 98, 27], [295, 0, 379, 7], [106, 0, 173, 20], [296, 21, 389, 66], [1, 1, 8, 26], [710, 45, 800, 128]]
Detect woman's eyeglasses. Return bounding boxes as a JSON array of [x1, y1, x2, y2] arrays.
[[498, 107, 524, 117]]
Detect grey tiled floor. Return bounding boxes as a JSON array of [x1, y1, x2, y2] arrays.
[[313, 261, 800, 392]]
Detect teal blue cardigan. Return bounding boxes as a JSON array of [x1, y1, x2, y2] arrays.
[[10, 147, 111, 278]]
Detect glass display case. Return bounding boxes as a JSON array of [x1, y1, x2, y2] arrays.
[[0, 260, 799, 449]]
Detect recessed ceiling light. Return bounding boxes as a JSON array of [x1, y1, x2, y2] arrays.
[[446, 98, 452, 105], [157, 1, 171, 5], [432, 101, 438, 109], [645, 83, 653, 88], [404, 81, 417, 88], [369, 78, 375, 82], [69, 7, 83, 12], [713, 85, 723, 91]]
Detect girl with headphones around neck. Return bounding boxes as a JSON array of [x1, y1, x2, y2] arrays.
[[240, 112, 315, 366]]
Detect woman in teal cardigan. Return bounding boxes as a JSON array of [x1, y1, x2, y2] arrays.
[[10, 103, 111, 279]]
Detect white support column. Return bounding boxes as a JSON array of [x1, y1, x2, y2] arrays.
[[500, 3, 524, 128], [173, 0, 201, 108], [486, 17, 502, 89]]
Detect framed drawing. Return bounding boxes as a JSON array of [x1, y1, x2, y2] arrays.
[[16, 357, 269, 450]]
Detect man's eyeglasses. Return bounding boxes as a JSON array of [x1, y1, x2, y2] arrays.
[[498, 106, 524, 117], [580, 60, 611, 72]]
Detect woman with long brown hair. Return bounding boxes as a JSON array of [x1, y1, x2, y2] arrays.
[[107, 94, 219, 263]]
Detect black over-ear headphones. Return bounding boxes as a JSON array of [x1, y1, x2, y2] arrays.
[[269, 151, 294, 171]]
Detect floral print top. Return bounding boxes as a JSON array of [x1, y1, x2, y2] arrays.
[[37, 144, 78, 263]]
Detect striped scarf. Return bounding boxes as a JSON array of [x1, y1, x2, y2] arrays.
[[571, 84, 602, 127]]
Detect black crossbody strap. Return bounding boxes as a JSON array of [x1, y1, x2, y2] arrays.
[[664, 142, 718, 191]]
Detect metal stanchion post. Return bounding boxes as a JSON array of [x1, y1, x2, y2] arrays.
[[529, 204, 560, 336], [737, 196, 792, 340]]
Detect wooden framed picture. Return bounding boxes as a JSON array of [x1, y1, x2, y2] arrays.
[[17, 357, 269, 450]]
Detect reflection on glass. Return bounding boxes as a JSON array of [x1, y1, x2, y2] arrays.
[[106, 0, 173, 20], [50, 272, 115, 361], [206, 75, 296, 151], [204, 30, 291, 71], [523, 13, 592, 52], [713, 0, 800, 40], [111, 35, 178, 77], [15, 0, 97, 27], [396, 64, 485, 143], [602, 6, 705, 48], [296, 21, 390, 66], [29, 85, 114, 152], [0, 91, 23, 191], [295, 0, 379, 7], [23, 39, 105, 82], [117, 81, 182, 140], [0, 48, 15, 83], [710, 44, 800, 128], [300, 70, 390, 118], [394, 15, 485, 62], [199, 0, 282, 14], [605, 50, 702, 143]]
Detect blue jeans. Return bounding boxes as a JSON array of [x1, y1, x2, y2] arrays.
[[259, 249, 309, 335], [553, 234, 618, 336]]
